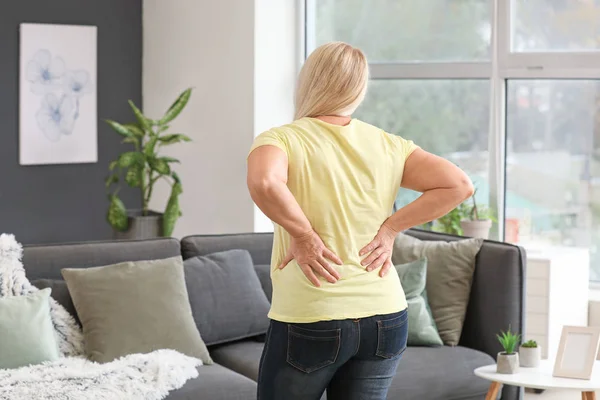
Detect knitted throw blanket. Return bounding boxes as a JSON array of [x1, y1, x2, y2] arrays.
[[0, 233, 83, 357]]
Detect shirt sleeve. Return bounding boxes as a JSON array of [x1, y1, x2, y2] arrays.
[[248, 130, 288, 158], [393, 135, 420, 161]]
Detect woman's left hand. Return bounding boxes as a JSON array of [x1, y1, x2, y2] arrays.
[[359, 221, 398, 277]]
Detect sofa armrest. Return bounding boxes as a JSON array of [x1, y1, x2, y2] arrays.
[[406, 229, 526, 358]]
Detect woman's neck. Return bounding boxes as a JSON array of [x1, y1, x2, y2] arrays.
[[314, 115, 352, 126]]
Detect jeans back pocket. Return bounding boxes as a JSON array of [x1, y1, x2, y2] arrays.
[[375, 310, 409, 359], [287, 325, 341, 373]]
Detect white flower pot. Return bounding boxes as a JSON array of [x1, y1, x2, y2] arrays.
[[460, 219, 492, 239], [497, 352, 519, 374], [519, 345, 541, 367]]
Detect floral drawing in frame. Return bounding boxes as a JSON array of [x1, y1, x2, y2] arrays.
[[19, 23, 97, 165]]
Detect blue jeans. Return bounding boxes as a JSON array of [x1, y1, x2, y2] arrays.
[[257, 309, 408, 400]]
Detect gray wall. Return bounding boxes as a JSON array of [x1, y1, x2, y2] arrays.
[[0, 0, 142, 244]]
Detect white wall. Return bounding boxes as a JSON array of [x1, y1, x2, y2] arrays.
[[253, 0, 300, 232], [144, 0, 298, 237]]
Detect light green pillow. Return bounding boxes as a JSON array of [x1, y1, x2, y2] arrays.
[[0, 288, 60, 369], [393, 233, 483, 346], [395, 258, 443, 347], [62, 256, 212, 364]]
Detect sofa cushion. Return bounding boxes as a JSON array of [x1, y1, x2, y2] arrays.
[[389, 346, 493, 400], [392, 233, 483, 346], [184, 250, 270, 346], [165, 364, 257, 400], [31, 279, 80, 326], [62, 256, 212, 364], [210, 340, 264, 381], [254, 264, 272, 302]]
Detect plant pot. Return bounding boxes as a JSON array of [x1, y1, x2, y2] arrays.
[[519, 345, 541, 367], [460, 219, 492, 239], [113, 210, 163, 240], [497, 352, 519, 374]]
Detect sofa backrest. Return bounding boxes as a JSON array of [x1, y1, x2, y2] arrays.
[[23, 238, 181, 281], [180, 233, 273, 264], [20, 230, 525, 360]]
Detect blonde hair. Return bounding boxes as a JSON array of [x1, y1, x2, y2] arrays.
[[295, 42, 369, 120]]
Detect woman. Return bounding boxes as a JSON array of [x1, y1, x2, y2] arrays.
[[247, 42, 474, 400]]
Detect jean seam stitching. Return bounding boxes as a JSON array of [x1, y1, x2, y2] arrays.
[[379, 312, 408, 326], [353, 320, 360, 356], [258, 323, 273, 399]]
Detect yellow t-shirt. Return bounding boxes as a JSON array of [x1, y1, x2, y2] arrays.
[[249, 117, 418, 323]]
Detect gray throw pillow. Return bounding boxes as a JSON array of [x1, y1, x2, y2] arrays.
[[254, 264, 272, 302], [392, 233, 483, 346], [0, 288, 60, 369], [395, 258, 442, 346], [31, 279, 80, 326], [62, 256, 212, 364], [184, 250, 271, 346]]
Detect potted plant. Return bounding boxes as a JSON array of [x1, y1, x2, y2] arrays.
[[434, 202, 470, 235], [519, 339, 541, 368], [496, 327, 521, 374], [460, 190, 494, 239], [104, 88, 192, 239]]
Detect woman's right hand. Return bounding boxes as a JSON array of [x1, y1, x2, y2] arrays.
[[359, 221, 398, 277], [278, 230, 343, 287]]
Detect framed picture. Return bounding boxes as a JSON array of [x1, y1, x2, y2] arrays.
[[553, 326, 600, 380], [19, 23, 97, 165]]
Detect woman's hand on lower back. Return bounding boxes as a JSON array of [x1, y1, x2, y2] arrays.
[[359, 221, 398, 277], [278, 230, 343, 287]]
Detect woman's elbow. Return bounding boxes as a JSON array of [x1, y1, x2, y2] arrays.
[[457, 176, 475, 201], [247, 174, 279, 197]]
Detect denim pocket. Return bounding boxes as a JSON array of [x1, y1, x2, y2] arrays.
[[286, 325, 341, 373], [375, 310, 409, 359]]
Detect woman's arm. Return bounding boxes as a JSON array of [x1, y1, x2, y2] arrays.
[[247, 145, 312, 238], [386, 148, 474, 232], [360, 148, 474, 275], [247, 145, 342, 286]]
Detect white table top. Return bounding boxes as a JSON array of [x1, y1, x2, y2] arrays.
[[474, 361, 600, 391]]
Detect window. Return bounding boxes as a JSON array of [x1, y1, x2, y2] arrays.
[[312, 0, 491, 62], [305, 0, 600, 283], [512, 0, 600, 52]]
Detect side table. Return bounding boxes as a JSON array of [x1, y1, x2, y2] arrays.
[[474, 360, 599, 400]]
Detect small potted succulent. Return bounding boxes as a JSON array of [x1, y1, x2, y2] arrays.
[[497, 327, 521, 374], [519, 339, 541, 368], [460, 190, 495, 239]]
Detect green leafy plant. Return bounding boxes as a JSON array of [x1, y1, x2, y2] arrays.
[[104, 88, 192, 236], [521, 339, 538, 348], [434, 202, 470, 235], [497, 326, 521, 354]]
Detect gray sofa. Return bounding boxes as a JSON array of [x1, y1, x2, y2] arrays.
[[23, 229, 525, 400]]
